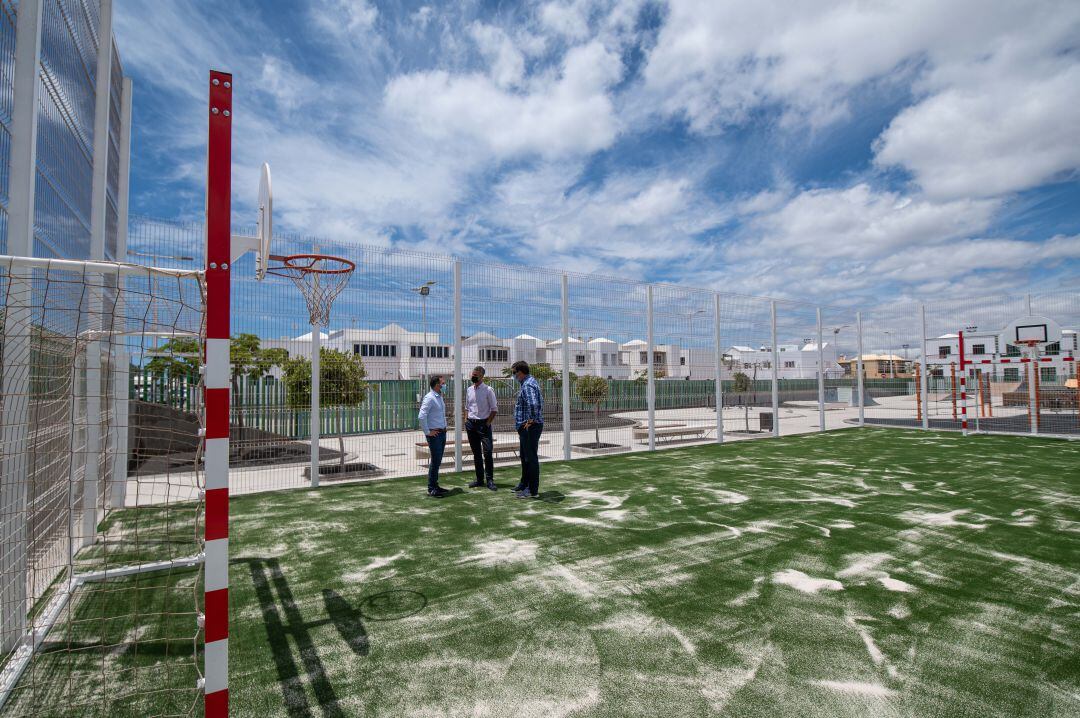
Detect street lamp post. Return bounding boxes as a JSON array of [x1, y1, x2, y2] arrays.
[[884, 330, 894, 378], [412, 281, 436, 387]]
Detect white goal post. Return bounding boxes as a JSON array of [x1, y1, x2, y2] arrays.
[[0, 253, 208, 714]]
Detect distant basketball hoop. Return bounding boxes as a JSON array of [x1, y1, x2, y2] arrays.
[[999, 315, 1063, 351]]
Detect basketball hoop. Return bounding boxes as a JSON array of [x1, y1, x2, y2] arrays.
[[266, 253, 355, 327]]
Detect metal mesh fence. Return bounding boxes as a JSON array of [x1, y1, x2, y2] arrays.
[[116, 215, 1080, 506]]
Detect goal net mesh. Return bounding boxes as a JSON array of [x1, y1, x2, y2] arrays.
[[0, 258, 206, 716]]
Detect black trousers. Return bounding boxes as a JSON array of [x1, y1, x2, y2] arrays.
[[465, 419, 494, 482], [518, 423, 543, 495]]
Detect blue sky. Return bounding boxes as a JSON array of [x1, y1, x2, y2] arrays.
[[114, 0, 1080, 308]]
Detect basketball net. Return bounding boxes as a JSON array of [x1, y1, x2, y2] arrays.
[[267, 254, 355, 327]]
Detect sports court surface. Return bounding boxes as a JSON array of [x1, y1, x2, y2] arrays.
[[7, 427, 1079, 717]]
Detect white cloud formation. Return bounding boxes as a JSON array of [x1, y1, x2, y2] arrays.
[[731, 184, 999, 262], [469, 23, 526, 88], [383, 40, 623, 159], [874, 33, 1080, 199], [539, 0, 592, 40]]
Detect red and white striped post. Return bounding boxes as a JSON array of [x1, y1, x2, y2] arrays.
[[958, 330, 968, 436], [203, 69, 232, 717]]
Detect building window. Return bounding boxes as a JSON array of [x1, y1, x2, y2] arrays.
[[359, 344, 396, 358], [575, 354, 586, 367], [1005, 344, 1020, 357], [971, 344, 985, 355], [654, 352, 665, 364], [938, 346, 951, 358], [619, 352, 629, 365], [1040, 367, 1057, 383], [762, 361, 771, 369], [1045, 341, 1061, 356], [481, 348, 508, 362], [680, 357, 686, 366], [784, 361, 795, 369], [1003, 368, 1020, 382], [640, 352, 648, 364], [602, 354, 608, 366]]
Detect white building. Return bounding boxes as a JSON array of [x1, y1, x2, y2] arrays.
[[261, 325, 844, 383], [722, 343, 841, 380]]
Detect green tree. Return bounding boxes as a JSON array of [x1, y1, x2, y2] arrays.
[[501, 362, 575, 386], [145, 337, 200, 379], [633, 367, 666, 383], [575, 375, 609, 446], [732, 372, 750, 393], [283, 348, 370, 469]]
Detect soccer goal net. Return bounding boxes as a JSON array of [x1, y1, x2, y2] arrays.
[[0, 255, 207, 716]]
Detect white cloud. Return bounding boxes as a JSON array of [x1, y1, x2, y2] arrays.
[[411, 6, 434, 29], [539, 0, 592, 40], [730, 184, 999, 262], [642, 0, 1080, 144], [874, 43, 1080, 199], [874, 234, 1080, 282], [383, 40, 623, 159], [469, 23, 526, 88], [313, 0, 377, 34]]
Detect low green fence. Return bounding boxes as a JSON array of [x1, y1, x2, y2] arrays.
[[130, 370, 870, 440]]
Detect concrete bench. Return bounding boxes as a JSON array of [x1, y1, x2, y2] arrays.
[[415, 438, 550, 466], [632, 425, 709, 443]]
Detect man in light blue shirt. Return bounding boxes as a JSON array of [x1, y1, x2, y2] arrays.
[[418, 375, 449, 498]]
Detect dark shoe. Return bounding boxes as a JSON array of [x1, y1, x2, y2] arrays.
[[515, 490, 532, 499], [512, 484, 525, 493], [428, 487, 449, 498], [468, 479, 484, 488], [486, 481, 497, 491]]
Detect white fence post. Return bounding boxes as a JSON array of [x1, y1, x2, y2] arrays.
[[109, 77, 134, 509], [857, 311, 865, 427], [770, 300, 779, 438], [714, 293, 723, 444], [454, 261, 463, 472], [817, 306, 825, 431], [646, 285, 655, 451], [561, 274, 571, 460], [920, 304, 929, 430], [82, 0, 115, 543], [0, 0, 43, 654]]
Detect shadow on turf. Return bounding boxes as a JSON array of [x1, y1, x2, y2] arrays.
[[241, 557, 431, 716], [358, 589, 427, 621], [244, 558, 372, 717], [536, 490, 565, 503]]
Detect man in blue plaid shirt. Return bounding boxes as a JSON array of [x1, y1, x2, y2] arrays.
[[511, 361, 544, 498]]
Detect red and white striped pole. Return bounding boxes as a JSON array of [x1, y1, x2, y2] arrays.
[[203, 69, 232, 717], [958, 330, 968, 436]]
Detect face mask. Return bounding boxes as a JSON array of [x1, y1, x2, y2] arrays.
[[471, 376, 480, 384]]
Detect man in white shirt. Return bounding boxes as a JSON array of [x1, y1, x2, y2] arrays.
[[464, 366, 499, 490], [418, 375, 449, 498]]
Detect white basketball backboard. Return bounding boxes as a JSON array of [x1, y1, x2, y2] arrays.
[[255, 163, 272, 280], [999, 314, 1063, 351], [231, 162, 274, 278]]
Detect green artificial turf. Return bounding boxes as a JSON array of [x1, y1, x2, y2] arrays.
[[7, 428, 1080, 716]]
